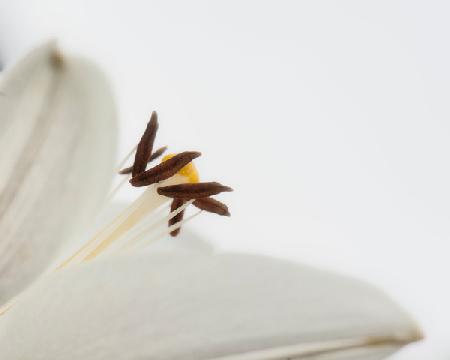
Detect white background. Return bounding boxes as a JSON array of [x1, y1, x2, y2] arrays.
[[1, 1, 449, 358]]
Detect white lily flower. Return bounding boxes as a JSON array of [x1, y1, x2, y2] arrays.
[[0, 43, 422, 360]]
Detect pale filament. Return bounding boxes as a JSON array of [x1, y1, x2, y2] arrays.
[[115, 143, 137, 173], [138, 209, 202, 250], [115, 200, 195, 254], [106, 143, 138, 201], [55, 175, 188, 269]]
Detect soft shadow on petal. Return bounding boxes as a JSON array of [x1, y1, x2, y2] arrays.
[[147, 228, 216, 254], [0, 253, 421, 360], [0, 43, 117, 304]]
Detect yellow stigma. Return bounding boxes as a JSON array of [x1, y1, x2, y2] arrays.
[[162, 153, 199, 183]]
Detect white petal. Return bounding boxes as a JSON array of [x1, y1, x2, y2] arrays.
[[0, 43, 117, 304], [0, 252, 421, 360]]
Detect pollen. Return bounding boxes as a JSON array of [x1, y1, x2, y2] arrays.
[[162, 153, 199, 183]]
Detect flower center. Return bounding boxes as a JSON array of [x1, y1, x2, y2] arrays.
[[54, 112, 231, 268]]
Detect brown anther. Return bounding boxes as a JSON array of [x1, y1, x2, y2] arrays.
[[193, 197, 230, 216], [130, 151, 201, 187], [157, 182, 233, 200], [132, 111, 158, 177], [148, 145, 168, 162], [169, 198, 185, 237], [119, 146, 168, 175]]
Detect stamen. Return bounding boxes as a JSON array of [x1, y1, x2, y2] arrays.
[[115, 144, 138, 173], [193, 197, 230, 216], [56, 113, 231, 268], [94, 202, 172, 257], [55, 186, 156, 269], [56, 180, 175, 268], [130, 151, 201, 187], [115, 199, 194, 252], [82, 187, 165, 261], [132, 111, 158, 177], [163, 210, 203, 241], [157, 182, 233, 199], [169, 199, 185, 236], [132, 208, 203, 250], [119, 146, 167, 175]]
